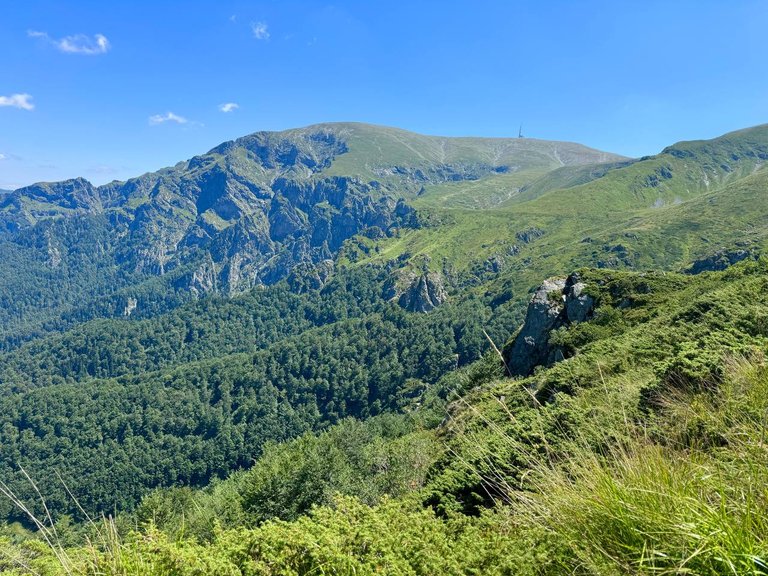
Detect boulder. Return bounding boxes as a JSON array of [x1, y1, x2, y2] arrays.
[[686, 248, 754, 274], [503, 278, 566, 376]]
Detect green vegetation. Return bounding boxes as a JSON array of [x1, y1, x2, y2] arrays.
[[0, 264, 519, 525], [2, 123, 768, 574], [356, 124, 768, 291], [3, 259, 768, 574]]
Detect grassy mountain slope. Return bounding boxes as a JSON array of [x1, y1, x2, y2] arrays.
[[319, 122, 625, 179], [357, 124, 768, 287]]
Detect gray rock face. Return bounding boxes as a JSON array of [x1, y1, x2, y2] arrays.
[[287, 259, 335, 292], [565, 277, 594, 323], [188, 257, 218, 297], [394, 272, 448, 313], [503, 273, 595, 376], [504, 278, 566, 376], [123, 297, 138, 317], [515, 227, 545, 244]]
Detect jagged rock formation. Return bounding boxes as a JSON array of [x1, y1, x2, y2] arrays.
[[503, 273, 595, 376], [384, 270, 448, 312], [287, 259, 335, 292], [122, 297, 138, 317], [398, 272, 448, 312], [515, 227, 545, 244]]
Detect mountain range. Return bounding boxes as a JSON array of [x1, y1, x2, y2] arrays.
[[4, 122, 768, 347], [0, 125, 620, 289]]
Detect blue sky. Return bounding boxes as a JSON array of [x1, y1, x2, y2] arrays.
[[1, 0, 767, 189]]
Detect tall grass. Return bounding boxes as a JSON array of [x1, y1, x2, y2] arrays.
[[0, 471, 143, 576], [494, 357, 768, 575]]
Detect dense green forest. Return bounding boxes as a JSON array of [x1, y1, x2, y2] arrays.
[[0, 264, 522, 525]]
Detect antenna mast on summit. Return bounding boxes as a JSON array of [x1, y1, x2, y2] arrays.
[[518, 124, 524, 138]]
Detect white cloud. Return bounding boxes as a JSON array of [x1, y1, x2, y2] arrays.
[[0, 154, 5, 161], [0, 93, 34, 110], [219, 102, 239, 113], [149, 112, 189, 126], [28, 30, 110, 55], [251, 21, 270, 40]]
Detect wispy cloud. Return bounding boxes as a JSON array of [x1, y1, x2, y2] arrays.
[[0, 152, 22, 161], [28, 30, 111, 55], [149, 112, 189, 126], [0, 93, 34, 110], [251, 21, 270, 40], [219, 102, 239, 113], [86, 165, 122, 175]]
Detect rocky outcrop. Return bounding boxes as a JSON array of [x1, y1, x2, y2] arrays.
[[686, 247, 756, 274], [503, 273, 595, 376], [398, 272, 447, 312], [565, 277, 594, 324], [187, 256, 218, 297], [516, 227, 545, 244], [123, 297, 138, 317], [287, 259, 335, 292], [385, 271, 448, 313]]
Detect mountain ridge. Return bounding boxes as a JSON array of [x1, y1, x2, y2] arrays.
[[5, 122, 628, 197], [0, 123, 625, 339]]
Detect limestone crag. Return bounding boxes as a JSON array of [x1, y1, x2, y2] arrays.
[[384, 270, 448, 313], [399, 272, 448, 313], [503, 273, 595, 376]]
